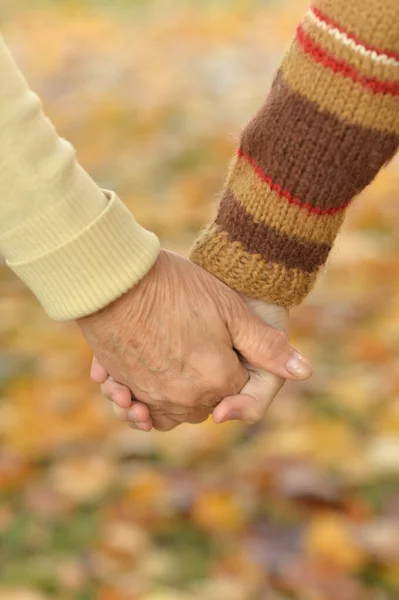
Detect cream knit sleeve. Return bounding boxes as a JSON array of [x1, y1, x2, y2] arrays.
[[0, 36, 160, 320]]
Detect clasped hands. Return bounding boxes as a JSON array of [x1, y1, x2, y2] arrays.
[[78, 250, 312, 432]]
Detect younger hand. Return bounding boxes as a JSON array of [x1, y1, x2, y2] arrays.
[[212, 295, 288, 424]]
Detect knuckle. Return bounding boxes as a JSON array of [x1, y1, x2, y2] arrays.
[[204, 362, 235, 394], [214, 367, 244, 398], [197, 386, 222, 409], [216, 368, 234, 392]]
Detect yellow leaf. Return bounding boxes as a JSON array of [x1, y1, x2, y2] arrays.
[[50, 456, 115, 503], [305, 513, 367, 571], [192, 491, 244, 533]]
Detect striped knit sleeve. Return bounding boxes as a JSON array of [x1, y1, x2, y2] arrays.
[[190, 0, 399, 308]]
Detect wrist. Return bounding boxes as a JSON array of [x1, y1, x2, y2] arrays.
[[240, 292, 289, 335], [8, 191, 160, 321]]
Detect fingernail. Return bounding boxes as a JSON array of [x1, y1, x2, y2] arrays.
[[220, 409, 240, 423], [286, 351, 313, 379]]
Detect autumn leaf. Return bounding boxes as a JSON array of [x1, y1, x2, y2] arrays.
[[1, 1, 399, 599]]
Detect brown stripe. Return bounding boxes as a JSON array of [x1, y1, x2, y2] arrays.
[[241, 72, 399, 212], [316, 0, 399, 56], [215, 189, 330, 272], [190, 225, 317, 308], [228, 155, 345, 245], [281, 41, 399, 134], [302, 13, 399, 82]]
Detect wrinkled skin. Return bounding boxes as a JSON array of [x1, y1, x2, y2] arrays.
[[97, 295, 290, 430], [80, 250, 311, 431]]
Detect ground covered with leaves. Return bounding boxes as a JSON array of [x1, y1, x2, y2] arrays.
[[0, 1, 399, 599]]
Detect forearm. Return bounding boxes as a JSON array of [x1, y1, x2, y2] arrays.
[[191, 0, 399, 307], [0, 35, 160, 320]]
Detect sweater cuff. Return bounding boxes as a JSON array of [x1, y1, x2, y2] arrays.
[[190, 223, 318, 308], [5, 191, 160, 321]]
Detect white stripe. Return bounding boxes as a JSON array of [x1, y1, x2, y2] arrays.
[[306, 9, 399, 68]]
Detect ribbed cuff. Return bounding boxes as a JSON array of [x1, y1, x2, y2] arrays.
[[190, 224, 317, 309], [6, 191, 160, 321]]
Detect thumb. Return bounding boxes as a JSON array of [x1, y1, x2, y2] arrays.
[[226, 299, 312, 381], [213, 367, 284, 424]]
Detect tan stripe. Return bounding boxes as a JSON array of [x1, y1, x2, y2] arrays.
[[281, 40, 399, 134], [316, 0, 399, 56], [215, 189, 331, 272], [190, 225, 317, 308], [227, 156, 344, 245], [302, 12, 399, 82]]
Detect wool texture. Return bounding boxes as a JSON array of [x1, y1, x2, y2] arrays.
[[190, 0, 399, 308]]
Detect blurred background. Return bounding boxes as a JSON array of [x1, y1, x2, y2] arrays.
[[1, 0, 399, 599]]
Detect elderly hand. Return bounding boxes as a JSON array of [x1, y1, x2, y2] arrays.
[[85, 254, 310, 431]]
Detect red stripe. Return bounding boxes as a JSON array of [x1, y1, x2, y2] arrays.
[[296, 24, 399, 97], [312, 7, 399, 63], [237, 149, 350, 216]]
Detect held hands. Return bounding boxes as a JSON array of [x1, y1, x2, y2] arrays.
[[79, 250, 312, 431], [213, 295, 289, 425], [95, 294, 290, 430]]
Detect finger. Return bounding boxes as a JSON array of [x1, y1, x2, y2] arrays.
[[190, 346, 249, 408], [180, 411, 211, 425], [128, 401, 152, 424], [226, 300, 312, 381], [242, 296, 289, 336], [113, 403, 153, 431], [213, 370, 284, 424], [128, 421, 153, 432], [90, 356, 109, 384], [101, 378, 153, 427], [151, 414, 181, 432], [102, 377, 133, 409], [113, 404, 130, 422]]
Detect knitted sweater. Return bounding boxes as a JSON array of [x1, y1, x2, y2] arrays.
[[191, 0, 399, 307], [0, 36, 160, 321], [1, 0, 398, 321]]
